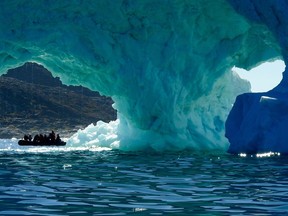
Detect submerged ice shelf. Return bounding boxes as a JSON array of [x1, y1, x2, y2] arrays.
[[0, 0, 287, 152]]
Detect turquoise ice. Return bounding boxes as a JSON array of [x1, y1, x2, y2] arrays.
[[0, 0, 285, 152]]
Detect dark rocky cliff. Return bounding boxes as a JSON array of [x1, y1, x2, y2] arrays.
[[0, 62, 117, 138]]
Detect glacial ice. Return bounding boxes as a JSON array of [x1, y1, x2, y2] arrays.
[[0, 0, 285, 152], [226, 74, 288, 154]]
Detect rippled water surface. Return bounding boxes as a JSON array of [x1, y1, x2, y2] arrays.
[[1, 140, 288, 215]]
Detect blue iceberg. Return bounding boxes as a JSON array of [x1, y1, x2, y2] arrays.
[[226, 76, 288, 154], [0, 0, 286, 152]]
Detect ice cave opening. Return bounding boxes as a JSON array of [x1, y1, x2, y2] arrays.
[[0, 61, 116, 139], [226, 59, 288, 154], [233, 60, 286, 93]]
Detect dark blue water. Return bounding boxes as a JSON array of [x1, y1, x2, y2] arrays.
[[1, 140, 288, 215]]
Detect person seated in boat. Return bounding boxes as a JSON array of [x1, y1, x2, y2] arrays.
[[39, 134, 44, 143], [49, 131, 56, 142], [33, 134, 40, 142], [44, 134, 48, 143], [28, 135, 32, 141], [23, 134, 29, 141], [56, 134, 61, 143]]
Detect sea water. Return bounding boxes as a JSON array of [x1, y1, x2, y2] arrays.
[[0, 139, 288, 215]]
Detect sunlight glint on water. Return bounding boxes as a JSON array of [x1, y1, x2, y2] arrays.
[[0, 139, 288, 215]]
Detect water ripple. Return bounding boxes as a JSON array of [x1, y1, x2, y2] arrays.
[[0, 147, 287, 215]]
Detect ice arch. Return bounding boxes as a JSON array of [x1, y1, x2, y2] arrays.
[[0, 0, 284, 151]]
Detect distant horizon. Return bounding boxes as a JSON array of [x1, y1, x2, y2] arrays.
[[233, 60, 286, 92]]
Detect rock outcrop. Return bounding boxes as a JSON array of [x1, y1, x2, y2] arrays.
[[0, 62, 116, 138]]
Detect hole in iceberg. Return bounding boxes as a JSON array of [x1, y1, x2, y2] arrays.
[[226, 60, 288, 154], [0, 62, 116, 139], [232, 60, 285, 92]]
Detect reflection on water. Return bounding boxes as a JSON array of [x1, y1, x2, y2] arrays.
[[0, 139, 288, 215]]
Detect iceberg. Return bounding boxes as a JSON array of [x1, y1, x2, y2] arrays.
[[226, 76, 288, 154], [0, 0, 285, 152]]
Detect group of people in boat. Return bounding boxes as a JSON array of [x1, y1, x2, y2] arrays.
[[23, 130, 62, 144]]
